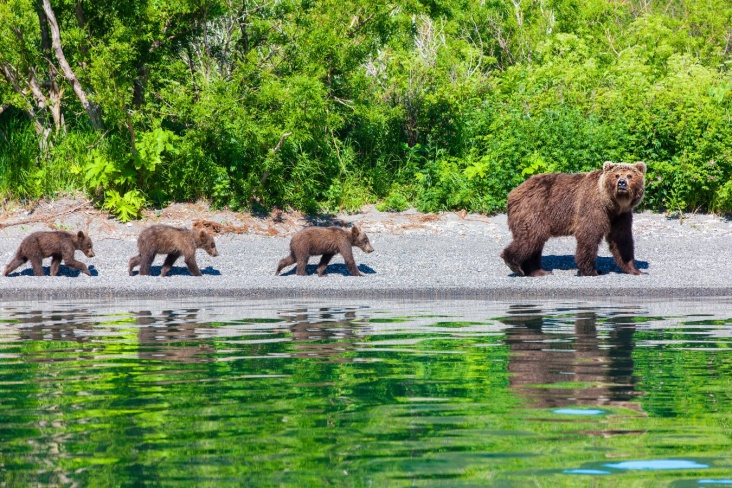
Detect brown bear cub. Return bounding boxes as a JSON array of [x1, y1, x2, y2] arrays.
[[275, 226, 374, 277], [128, 225, 218, 277], [501, 161, 646, 277], [4, 230, 95, 277]]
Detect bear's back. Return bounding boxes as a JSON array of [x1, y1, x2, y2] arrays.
[[292, 226, 347, 255], [138, 225, 195, 254]]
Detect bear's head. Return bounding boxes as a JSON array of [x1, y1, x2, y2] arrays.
[[195, 229, 219, 257], [601, 161, 646, 211], [351, 226, 374, 253], [75, 231, 95, 258]]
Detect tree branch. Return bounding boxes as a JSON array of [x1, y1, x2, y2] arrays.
[[271, 132, 292, 153], [42, 0, 103, 130]]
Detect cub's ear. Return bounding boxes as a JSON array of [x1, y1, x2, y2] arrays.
[[198, 230, 208, 239], [634, 161, 647, 174], [603, 161, 616, 172], [77, 231, 86, 240], [351, 226, 360, 236]]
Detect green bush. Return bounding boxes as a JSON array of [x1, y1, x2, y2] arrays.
[[2, 0, 732, 216]]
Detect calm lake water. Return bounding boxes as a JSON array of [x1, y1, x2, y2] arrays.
[[1, 298, 731, 486]]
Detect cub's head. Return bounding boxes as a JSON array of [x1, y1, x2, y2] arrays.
[[351, 226, 374, 253], [602, 161, 646, 209], [75, 231, 95, 258], [195, 229, 219, 257]]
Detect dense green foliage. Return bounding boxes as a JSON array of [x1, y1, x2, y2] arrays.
[[2, 0, 732, 219]]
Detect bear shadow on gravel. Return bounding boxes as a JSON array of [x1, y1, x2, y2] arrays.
[[278, 263, 376, 277], [130, 265, 221, 277], [506, 255, 649, 276], [8, 265, 99, 278]]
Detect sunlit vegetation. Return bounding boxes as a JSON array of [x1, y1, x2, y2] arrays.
[[2, 0, 732, 220]]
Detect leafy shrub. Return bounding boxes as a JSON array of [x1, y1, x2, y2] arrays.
[[3, 0, 732, 217]]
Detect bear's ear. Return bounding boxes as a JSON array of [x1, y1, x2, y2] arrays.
[[351, 226, 359, 236], [634, 161, 647, 174], [198, 230, 208, 239], [77, 231, 86, 240], [603, 161, 616, 172]]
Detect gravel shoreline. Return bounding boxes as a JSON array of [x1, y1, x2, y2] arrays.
[[0, 201, 730, 301]]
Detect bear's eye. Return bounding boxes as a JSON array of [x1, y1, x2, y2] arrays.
[[614, 174, 620, 179], [627, 174, 632, 179]]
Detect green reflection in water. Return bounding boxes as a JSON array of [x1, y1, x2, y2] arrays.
[[0, 300, 730, 486]]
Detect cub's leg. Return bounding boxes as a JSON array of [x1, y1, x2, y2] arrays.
[[316, 253, 334, 277], [340, 247, 361, 276], [295, 254, 309, 276], [62, 251, 91, 276], [161, 252, 181, 277], [128, 255, 141, 276], [183, 254, 202, 276], [50, 254, 62, 276], [4, 255, 27, 276], [30, 257, 45, 276], [138, 252, 156, 276], [275, 254, 295, 275]]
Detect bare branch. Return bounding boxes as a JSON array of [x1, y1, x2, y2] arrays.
[[271, 132, 292, 153], [42, 0, 103, 130]]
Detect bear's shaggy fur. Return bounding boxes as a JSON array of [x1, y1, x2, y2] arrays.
[[501, 161, 647, 277], [275, 226, 374, 276], [4, 230, 95, 276], [128, 225, 218, 277]]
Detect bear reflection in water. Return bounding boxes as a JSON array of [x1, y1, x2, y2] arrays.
[[501, 305, 641, 411], [281, 308, 360, 360], [135, 309, 215, 363]]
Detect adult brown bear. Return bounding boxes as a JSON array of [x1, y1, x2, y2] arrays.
[[501, 161, 646, 277]]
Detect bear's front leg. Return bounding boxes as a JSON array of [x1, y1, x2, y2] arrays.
[[340, 247, 362, 276], [62, 256, 91, 276], [607, 213, 645, 275], [184, 255, 202, 276], [574, 233, 603, 277]]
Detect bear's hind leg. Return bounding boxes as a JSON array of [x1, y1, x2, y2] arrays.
[[501, 239, 546, 277], [128, 255, 141, 276], [138, 252, 156, 276], [524, 248, 551, 277], [295, 255, 309, 276], [30, 257, 45, 276], [4, 255, 27, 276], [500, 244, 525, 276], [275, 254, 295, 275]]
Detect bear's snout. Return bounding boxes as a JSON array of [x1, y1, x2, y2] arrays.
[[85, 249, 95, 258], [364, 243, 374, 253], [617, 178, 628, 191]]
